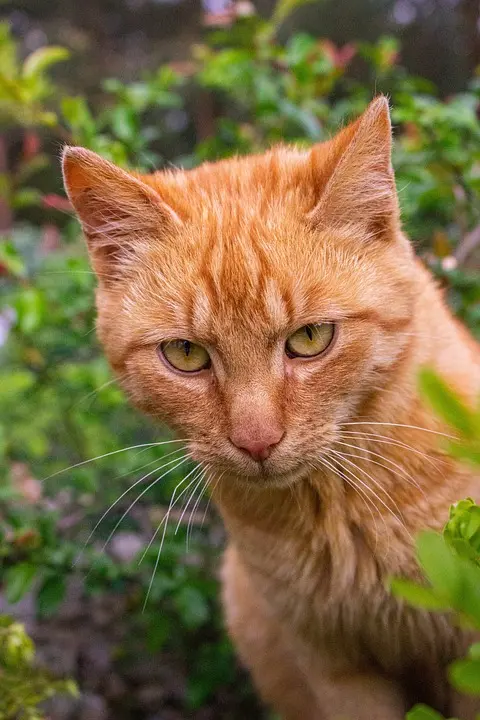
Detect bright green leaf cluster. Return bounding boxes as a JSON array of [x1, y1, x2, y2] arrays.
[[0, 615, 78, 719], [0, 22, 69, 127], [393, 371, 480, 720]]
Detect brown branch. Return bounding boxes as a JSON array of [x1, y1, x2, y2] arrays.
[[454, 224, 480, 265], [0, 136, 13, 233]]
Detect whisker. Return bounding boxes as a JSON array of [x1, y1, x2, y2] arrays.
[[175, 465, 210, 535], [328, 449, 410, 538], [138, 464, 204, 565], [74, 376, 125, 408], [142, 465, 205, 611], [334, 440, 426, 497], [186, 471, 212, 549], [337, 430, 444, 470], [114, 453, 173, 481], [43, 439, 187, 482], [314, 455, 382, 547], [200, 470, 226, 530], [100, 455, 190, 554], [74, 451, 187, 564], [185, 475, 211, 552], [342, 421, 457, 440], [289, 482, 302, 513]]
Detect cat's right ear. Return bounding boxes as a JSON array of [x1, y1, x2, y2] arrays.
[[62, 147, 180, 283]]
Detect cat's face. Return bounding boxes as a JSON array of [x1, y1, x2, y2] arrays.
[[63, 97, 417, 487]]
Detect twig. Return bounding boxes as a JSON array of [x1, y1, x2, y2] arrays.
[[454, 224, 480, 265]]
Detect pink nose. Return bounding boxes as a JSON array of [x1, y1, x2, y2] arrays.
[[229, 429, 284, 462]]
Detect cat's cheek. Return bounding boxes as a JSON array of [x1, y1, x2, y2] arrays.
[[371, 331, 412, 372], [117, 348, 215, 431]]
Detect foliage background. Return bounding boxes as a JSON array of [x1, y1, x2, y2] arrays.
[[1, 0, 480, 717]]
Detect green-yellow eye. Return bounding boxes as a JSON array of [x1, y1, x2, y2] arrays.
[[286, 323, 335, 358], [159, 340, 211, 373]]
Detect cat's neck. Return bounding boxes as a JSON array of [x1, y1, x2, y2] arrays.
[[212, 260, 480, 566]]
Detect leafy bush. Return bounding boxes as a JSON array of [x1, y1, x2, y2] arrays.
[[392, 371, 480, 720], [1, 0, 480, 715], [0, 614, 77, 719]]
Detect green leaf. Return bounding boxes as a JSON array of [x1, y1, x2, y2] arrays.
[[405, 705, 445, 720], [12, 187, 43, 208], [450, 558, 480, 626], [450, 658, 480, 695], [4, 563, 37, 604], [416, 531, 460, 601], [61, 96, 96, 140], [389, 578, 449, 610], [36, 575, 66, 617], [23, 46, 70, 78], [145, 615, 170, 652], [0, 370, 35, 400], [406, 705, 445, 720], [110, 105, 138, 142], [174, 586, 209, 629], [14, 287, 46, 334], [0, 239, 25, 276], [468, 643, 480, 660], [419, 367, 477, 438]]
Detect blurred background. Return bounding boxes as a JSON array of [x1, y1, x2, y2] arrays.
[[0, 0, 479, 718]]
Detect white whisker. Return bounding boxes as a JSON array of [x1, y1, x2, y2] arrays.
[[328, 448, 410, 538], [142, 464, 205, 611], [318, 454, 381, 547], [100, 455, 190, 553], [200, 470, 226, 530], [342, 421, 457, 440], [334, 440, 426, 497], [74, 450, 187, 565], [175, 465, 210, 535], [186, 471, 212, 549], [337, 430, 444, 470], [43, 439, 187, 483]]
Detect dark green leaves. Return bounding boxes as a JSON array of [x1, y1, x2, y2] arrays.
[[37, 575, 67, 617], [4, 563, 37, 604]]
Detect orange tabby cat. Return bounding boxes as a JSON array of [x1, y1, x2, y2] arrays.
[[63, 96, 480, 719]]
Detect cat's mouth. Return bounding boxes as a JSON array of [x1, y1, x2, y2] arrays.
[[248, 463, 310, 487], [189, 435, 335, 488], [198, 453, 311, 488]]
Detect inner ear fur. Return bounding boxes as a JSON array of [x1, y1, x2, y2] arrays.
[[62, 146, 181, 282], [308, 96, 399, 239]]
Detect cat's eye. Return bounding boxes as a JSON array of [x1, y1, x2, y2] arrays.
[[159, 340, 211, 373], [286, 323, 335, 358]]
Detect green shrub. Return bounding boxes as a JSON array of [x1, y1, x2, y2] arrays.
[[392, 372, 480, 720], [0, 614, 77, 719]]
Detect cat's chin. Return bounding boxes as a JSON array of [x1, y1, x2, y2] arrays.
[[229, 463, 311, 489]]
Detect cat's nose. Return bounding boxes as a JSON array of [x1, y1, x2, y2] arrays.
[[229, 428, 284, 462]]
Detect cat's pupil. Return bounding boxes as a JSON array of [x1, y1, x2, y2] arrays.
[[183, 340, 191, 356], [306, 325, 313, 341]]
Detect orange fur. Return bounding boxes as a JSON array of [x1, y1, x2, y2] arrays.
[[63, 97, 480, 719]]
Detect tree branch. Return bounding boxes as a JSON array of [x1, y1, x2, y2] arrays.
[[454, 224, 480, 265]]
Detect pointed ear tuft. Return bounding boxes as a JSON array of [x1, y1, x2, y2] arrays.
[[62, 147, 180, 283], [308, 96, 399, 239]]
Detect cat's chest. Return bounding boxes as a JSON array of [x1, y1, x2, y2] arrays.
[[235, 517, 460, 673]]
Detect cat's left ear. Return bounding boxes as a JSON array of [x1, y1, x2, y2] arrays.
[[309, 96, 399, 239]]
